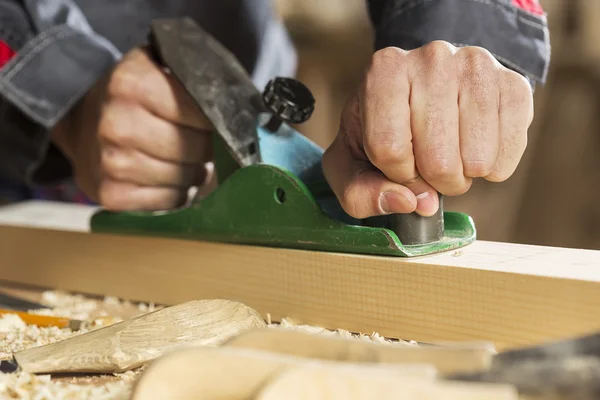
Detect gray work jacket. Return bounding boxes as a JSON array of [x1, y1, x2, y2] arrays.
[[0, 0, 550, 188]]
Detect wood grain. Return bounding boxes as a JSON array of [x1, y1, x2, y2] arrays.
[[1, 201, 600, 350], [14, 299, 265, 374]]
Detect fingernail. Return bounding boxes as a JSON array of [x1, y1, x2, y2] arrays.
[[380, 191, 412, 214], [415, 192, 439, 216]]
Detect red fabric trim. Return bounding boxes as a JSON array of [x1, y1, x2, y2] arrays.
[[511, 0, 544, 16], [0, 40, 16, 69]]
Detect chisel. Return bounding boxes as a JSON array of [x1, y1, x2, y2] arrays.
[[446, 331, 600, 399], [0, 299, 265, 374]]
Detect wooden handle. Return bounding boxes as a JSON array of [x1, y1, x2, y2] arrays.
[[223, 327, 494, 375], [13, 299, 265, 374], [256, 366, 518, 400], [131, 345, 438, 400], [132, 345, 517, 400]]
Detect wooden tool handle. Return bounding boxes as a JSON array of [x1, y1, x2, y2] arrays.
[[13, 299, 266, 374], [256, 365, 518, 400], [131, 345, 437, 400], [131, 345, 516, 400], [223, 327, 494, 375]]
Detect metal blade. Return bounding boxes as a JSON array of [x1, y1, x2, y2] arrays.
[[148, 17, 263, 167], [0, 291, 49, 311], [447, 332, 600, 399]]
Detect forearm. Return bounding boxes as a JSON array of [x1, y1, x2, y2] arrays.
[[0, 0, 121, 186], [366, 0, 551, 87]]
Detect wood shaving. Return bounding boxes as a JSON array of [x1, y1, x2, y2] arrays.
[[0, 320, 84, 359], [0, 372, 135, 399], [0, 315, 27, 334], [0, 291, 159, 399], [271, 317, 418, 346]]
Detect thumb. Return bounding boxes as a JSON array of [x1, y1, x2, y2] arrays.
[[322, 132, 418, 220]]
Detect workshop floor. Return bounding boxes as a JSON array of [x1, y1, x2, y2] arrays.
[[0, 286, 403, 399], [0, 288, 153, 399]]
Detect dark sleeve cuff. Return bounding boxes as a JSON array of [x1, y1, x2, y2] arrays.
[[370, 0, 551, 85], [0, 97, 70, 185], [0, 24, 121, 185]]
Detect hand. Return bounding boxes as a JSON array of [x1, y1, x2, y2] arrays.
[[322, 41, 533, 219], [51, 47, 213, 211]]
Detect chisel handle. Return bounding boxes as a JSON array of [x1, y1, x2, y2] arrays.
[[0, 309, 81, 330]]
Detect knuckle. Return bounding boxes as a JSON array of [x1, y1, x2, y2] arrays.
[[372, 46, 407, 66], [363, 48, 410, 99], [364, 135, 410, 168], [98, 110, 133, 145], [420, 40, 456, 64], [419, 155, 464, 191], [369, 47, 408, 76], [463, 160, 493, 178], [107, 68, 142, 100], [101, 147, 133, 181], [420, 157, 456, 181], [457, 46, 497, 77], [501, 70, 533, 107], [422, 108, 450, 137]]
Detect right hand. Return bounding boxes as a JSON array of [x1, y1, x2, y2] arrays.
[[51, 47, 214, 211]]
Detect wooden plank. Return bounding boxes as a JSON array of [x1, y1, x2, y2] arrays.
[[0, 201, 600, 350]]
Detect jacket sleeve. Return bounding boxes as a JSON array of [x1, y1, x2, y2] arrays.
[[0, 1, 296, 188], [366, 0, 551, 87], [0, 0, 121, 186]]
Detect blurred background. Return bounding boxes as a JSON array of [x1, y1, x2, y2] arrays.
[[274, 0, 600, 251]]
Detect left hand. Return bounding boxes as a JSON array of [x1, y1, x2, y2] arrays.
[[322, 41, 533, 219]]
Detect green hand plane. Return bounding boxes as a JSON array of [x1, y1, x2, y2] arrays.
[[90, 17, 476, 257]]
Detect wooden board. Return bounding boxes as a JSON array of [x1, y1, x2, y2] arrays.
[[0, 201, 600, 351]]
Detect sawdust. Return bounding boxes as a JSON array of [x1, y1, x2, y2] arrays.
[[0, 315, 26, 333], [0, 322, 81, 359], [0, 291, 158, 399], [0, 290, 397, 399], [272, 316, 418, 346], [0, 371, 137, 399]]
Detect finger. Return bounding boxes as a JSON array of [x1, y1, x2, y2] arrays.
[[486, 69, 533, 182], [359, 47, 439, 216], [193, 162, 218, 198], [409, 42, 471, 196], [109, 47, 212, 130], [322, 133, 417, 220], [98, 179, 188, 211], [99, 103, 212, 164], [456, 47, 501, 178], [100, 145, 201, 187]]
